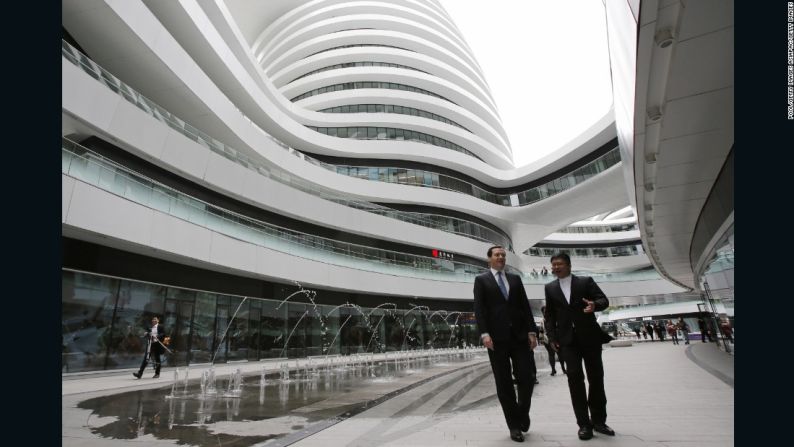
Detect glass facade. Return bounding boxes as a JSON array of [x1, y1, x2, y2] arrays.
[[290, 62, 429, 83], [305, 125, 480, 160], [305, 44, 415, 58], [698, 226, 734, 348], [292, 81, 453, 103], [308, 146, 622, 207], [61, 270, 480, 373], [524, 243, 644, 258], [554, 223, 638, 234], [317, 104, 470, 132]]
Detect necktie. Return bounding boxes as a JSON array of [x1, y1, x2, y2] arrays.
[[496, 271, 508, 300]]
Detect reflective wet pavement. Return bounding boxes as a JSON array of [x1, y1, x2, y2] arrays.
[[67, 351, 491, 447], [64, 342, 733, 446]]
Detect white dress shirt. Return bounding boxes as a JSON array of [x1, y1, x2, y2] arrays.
[[558, 275, 572, 304]]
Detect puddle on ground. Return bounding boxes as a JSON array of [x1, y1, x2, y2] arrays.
[[77, 354, 483, 446]]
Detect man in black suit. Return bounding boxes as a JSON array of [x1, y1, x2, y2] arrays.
[[474, 245, 538, 443], [133, 316, 167, 379], [544, 253, 615, 440]]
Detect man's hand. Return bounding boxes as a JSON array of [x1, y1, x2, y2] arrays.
[[583, 298, 596, 313], [482, 335, 494, 350], [552, 341, 560, 352], [528, 333, 537, 350]]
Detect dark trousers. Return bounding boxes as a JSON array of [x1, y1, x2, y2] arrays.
[[561, 343, 607, 427], [544, 344, 566, 372], [487, 338, 535, 430], [137, 344, 161, 376], [670, 332, 679, 344]]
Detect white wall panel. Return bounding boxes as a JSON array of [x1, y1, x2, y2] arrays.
[[148, 211, 213, 263], [209, 232, 259, 274], [62, 175, 76, 223], [106, 97, 169, 162], [64, 178, 155, 248], [160, 129, 211, 180], [62, 62, 122, 133]]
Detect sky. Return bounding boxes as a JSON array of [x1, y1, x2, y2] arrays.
[[439, 0, 614, 168]]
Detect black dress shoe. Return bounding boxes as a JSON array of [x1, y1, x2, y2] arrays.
[[578, 425, 593, 440], [520, 414, 530, 432], [550, 370, 556, 376], [132, 372, 141, 379], [509, 428, 525, 442], [152, 374, 160, 379], [593, 423, 615, 436]]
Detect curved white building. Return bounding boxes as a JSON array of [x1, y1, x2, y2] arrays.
[[61, 0, 694, 372]]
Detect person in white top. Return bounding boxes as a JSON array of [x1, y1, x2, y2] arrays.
[[543, 252, 614, 440]]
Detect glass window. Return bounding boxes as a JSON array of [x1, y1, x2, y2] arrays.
[[367, 104, 376, 113], [337, 127, 348, 138], [377, 127, 387, 139], [367, 127, 377, 139], [341, 105, 349, 113]]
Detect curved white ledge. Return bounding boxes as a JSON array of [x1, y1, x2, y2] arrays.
[[63, 174, 684, 299]]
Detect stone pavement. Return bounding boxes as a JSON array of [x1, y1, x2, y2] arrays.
[[289, 342, 733, 447], [61, 342, 733, 446]]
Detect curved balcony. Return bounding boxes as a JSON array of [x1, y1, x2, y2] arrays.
[[62, 142, 521, 283], [62, 142, 670, 287], [61, 40, 511, 250], [289, 61, 430, 83], [297, 147, 621, 207], [524, 243, 645, 259], [316, 103, 471, 132]]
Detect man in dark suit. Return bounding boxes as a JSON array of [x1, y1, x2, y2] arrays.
[[544, 253, 615, 440], [474, 245, 539, 443], [133, 316, 167, 379]]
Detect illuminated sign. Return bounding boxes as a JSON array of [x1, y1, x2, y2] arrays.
[[431, 249, 454, 260]]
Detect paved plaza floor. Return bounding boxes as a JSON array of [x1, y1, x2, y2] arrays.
[[62, 341, 733, 446]]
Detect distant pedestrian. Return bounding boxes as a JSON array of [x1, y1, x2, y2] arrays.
[[542, 306, 567, 375], [697, 317, 714, 342], [677, 317, 690, 344], [633, 326, 641, 340], [654, 322, 666, 341], [667, 321, 679, 345], [719, 319, 734, 343], [645, 323, 655, 341]]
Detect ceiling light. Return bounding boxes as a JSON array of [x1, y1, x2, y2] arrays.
[[654, 28, 675, 48], [647, 106, 662, 122]]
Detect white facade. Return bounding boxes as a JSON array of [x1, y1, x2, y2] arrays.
[[62, 0, 689, 303]]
